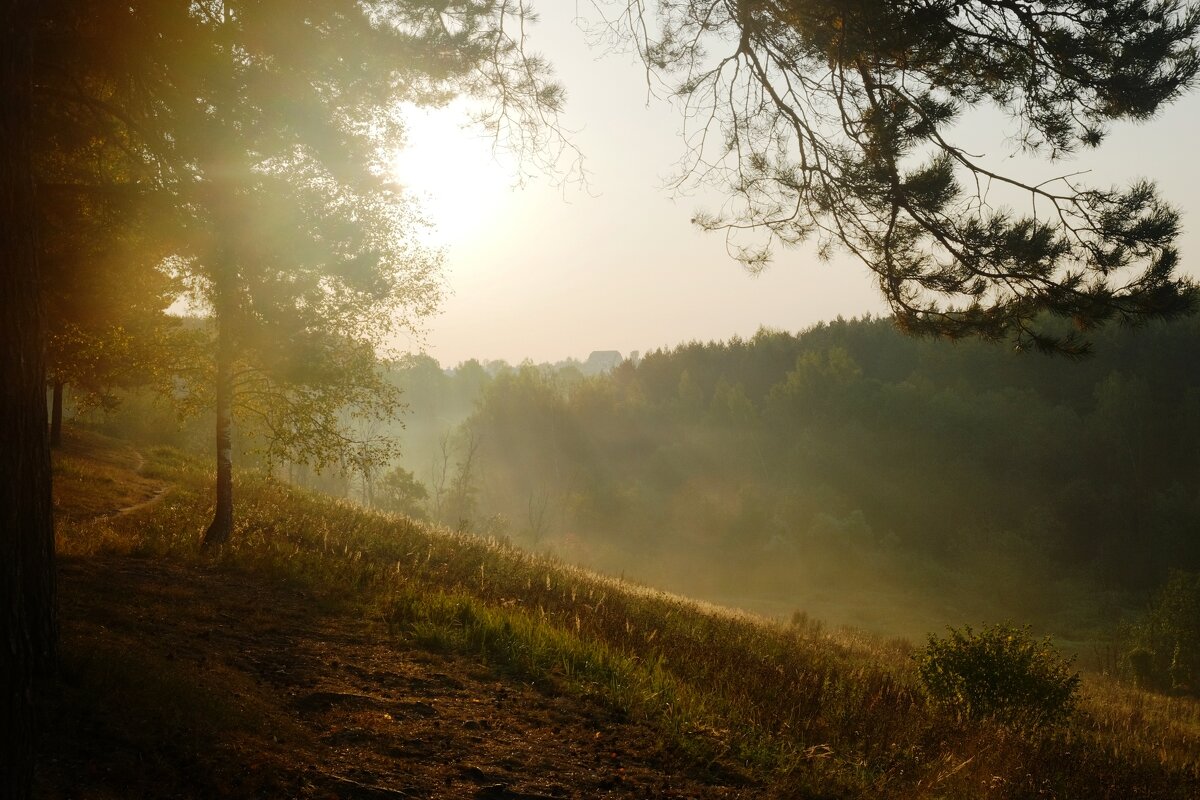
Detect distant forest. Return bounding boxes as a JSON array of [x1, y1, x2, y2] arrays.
[[435, 316, 1200, 641], [97, 315, 1200, 640]]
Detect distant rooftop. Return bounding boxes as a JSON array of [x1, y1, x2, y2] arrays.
[[582, 350, 623, 375]]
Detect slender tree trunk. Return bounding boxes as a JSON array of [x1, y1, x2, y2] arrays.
[[1, 2, 56, 796], [49, 380, 63, 448], [201, 3, 238, 551], [202, 288, 234, 549]]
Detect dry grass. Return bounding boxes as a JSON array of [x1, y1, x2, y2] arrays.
[[52, 428, 165, 520], [54, 436, 1200, 799]]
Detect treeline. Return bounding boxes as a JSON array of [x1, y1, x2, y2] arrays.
[[448, 316, 1200, 638]]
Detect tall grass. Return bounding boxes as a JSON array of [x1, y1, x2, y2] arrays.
[[58, 448, 1200, 799]]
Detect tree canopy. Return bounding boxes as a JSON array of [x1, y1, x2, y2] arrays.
[[32, 0, 571, 545], [595, 0, 1200, 352]]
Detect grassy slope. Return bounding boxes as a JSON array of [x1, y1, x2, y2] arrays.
[[47, 430, 1200, 799]]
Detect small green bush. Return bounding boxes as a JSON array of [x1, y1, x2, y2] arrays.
[[916, 623, 1080, 729]]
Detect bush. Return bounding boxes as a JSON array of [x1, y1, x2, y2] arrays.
[[916, 623, 1080, 729], [1121, 570, 1200, 694]]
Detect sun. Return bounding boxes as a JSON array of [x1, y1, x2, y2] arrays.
[[388, 105, 517, 249]]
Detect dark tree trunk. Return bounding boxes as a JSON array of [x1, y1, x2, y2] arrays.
[[49, 380, 63, 448], [1, 1, 57, 797], [201, 302, 234, 549]]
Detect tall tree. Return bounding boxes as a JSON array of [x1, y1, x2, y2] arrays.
[[597, 0, 1200, 352], [179, 2, 430, 546], [32, 0, 190, 446], [1, 0, 54, 796], [34, 1, 568, 546]]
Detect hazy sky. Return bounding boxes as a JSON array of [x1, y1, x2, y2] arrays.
[[390, 5, 1200, 367]]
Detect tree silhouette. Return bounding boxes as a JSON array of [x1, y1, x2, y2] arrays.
[[595, 0, 1200, 352], [2, 3, 54, 796]]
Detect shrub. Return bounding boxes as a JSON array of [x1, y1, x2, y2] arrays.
[[1120, 570, 1200, 694], [916, 623, 1080, 729]]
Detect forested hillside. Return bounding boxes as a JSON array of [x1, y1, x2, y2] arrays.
[[453, 316, 1200, 641]]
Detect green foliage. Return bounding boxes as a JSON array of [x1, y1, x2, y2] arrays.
[[375, 465, 429, 520], [916, 624, 1080, 729], [1121, 570, 1200, 694]]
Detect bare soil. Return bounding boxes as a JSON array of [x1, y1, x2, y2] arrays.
[[37, 547, 755, 799]]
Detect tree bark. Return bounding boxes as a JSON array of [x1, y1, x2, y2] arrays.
[[49, 380, 64, 448], [201, 290, 234, 549], [200, 4, 239, 551], [1, 1, 57, 796]]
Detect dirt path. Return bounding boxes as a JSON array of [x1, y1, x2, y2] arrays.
[[110, 446, 173, 517], [52, 432, 167, 521], [43, 556, 753, 799], [112, 483, 171, 517]]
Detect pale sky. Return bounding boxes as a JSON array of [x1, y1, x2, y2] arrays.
[[390, 5, 1200, 367]]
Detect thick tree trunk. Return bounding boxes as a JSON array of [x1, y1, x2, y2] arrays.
[[202, 304, 234, 549], [49, 380, 63, 448], [1, 2, 57, 797]]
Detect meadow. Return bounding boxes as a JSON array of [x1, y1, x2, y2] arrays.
[[47, 429, 1200, 799]]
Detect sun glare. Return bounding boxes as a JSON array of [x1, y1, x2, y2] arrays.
[[389, 106, 516, 249]]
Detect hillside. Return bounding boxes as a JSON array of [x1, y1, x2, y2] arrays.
[[43, 431, 741, 798], [37, 428, 1200, 799]]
